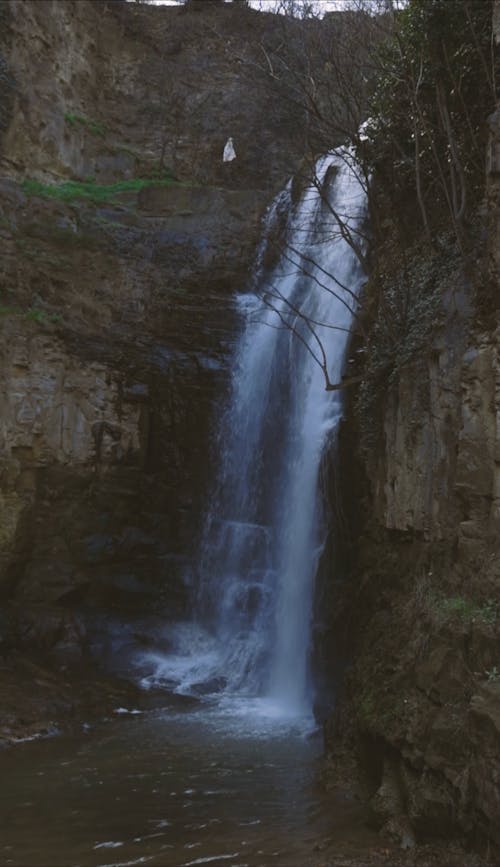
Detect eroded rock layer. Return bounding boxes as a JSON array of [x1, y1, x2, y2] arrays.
[[0, 0, 312, 737], [325, 10, 500, 849]]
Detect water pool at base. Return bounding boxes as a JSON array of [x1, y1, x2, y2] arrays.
[[0, 702, 378, 867]]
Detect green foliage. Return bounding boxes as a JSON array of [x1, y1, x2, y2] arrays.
[[14, 235, 70, 268], [362, 0, 495, 240], [356, 236, 458, 452], [0, 304, 18, 316], [438, 596, 477, 621], [372, 251, 445, 373], [25, 308, 62, 326], [0, 299, 62, 324], [14, 236, 34, 254], [0, 283, 17, 316], [352, 1, 495, 449], [64, 112, 107, 138], [94, 215, 127, 231], [356, 683, 407, 732], [358, 689, 377, 725], [21, 176, 177, 205], [431, 594, 498, 627], [25, 307, 46, 324], [147, 166, 177, 181], [0, 48, 15, 136]]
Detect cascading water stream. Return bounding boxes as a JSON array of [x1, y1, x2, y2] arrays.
[[141, 148, 367, 719]]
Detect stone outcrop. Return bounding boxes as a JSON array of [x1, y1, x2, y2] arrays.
[[326, 5, 500, 851]]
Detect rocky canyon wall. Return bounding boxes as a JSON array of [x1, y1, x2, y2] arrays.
[[326, 5, 500, 850], [0, 0, 310, 675]]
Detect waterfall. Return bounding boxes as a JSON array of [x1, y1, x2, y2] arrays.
[[141, 148, 367, 719]]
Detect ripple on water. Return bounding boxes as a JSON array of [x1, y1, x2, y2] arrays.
[[94, 842, 124, 850], [181, 856, 241, 866], [99, 858, 155, 867], [0, 702, 380, 867]]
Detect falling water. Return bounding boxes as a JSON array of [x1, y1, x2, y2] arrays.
[[142, 148, 366, 719]]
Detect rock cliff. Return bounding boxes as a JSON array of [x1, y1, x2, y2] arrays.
[[326, 5, 500, 852], [0, 0, 311, 738]]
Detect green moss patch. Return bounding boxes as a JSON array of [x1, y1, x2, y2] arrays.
[[25, 308, 62, 325], [433, 595, 497, 627], [21, 176, 177, 205], [64, 112, 107, 138], [0, 304, 19, 316]]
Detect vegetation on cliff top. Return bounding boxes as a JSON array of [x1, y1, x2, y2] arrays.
[[236, 0, 495, 399], [363, 0, 496, 253], [356, 0, 495, 440]]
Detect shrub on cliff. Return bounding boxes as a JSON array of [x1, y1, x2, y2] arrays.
[[362, 0, 496, 253]]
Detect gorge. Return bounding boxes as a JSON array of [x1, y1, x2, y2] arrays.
[[0, 0, 499, 865]]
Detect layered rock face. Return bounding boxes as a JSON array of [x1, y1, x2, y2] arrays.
[[1, 0, 306, 187], [0, 0, 310, 678], [327, 9, 500, 850]]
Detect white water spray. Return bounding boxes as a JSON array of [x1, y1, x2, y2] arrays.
[[142, 148, 366, 719]]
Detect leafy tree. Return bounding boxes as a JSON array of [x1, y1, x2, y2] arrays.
[[363, 0, 496, 251]]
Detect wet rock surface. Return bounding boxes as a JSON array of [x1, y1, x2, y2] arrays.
[[326, 295, 500, 852], [325, 11, 500, 851], [0, 0, 306, 738]]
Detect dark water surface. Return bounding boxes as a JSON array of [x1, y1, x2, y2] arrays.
[[0, 701, 376, 867]]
